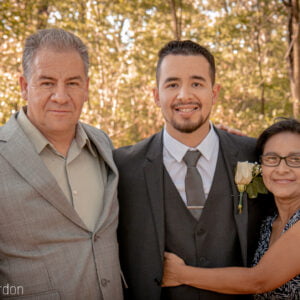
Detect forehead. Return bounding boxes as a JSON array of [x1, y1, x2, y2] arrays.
[[159, 55, 211, 80], [264, 132, 300, 152], [30, 48, 86, 78]]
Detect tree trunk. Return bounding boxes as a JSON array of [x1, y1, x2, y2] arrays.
[[285, 0, 300, 118], [37, 0, 50, 29], [292, 0, 300, 118], [255, 21, 265, 114], [168, 0, 182, 40]]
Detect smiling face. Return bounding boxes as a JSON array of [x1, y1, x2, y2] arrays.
[[153, 55, 220, 143], [19, 48, 89, 140], [262, 132, 300, 202]]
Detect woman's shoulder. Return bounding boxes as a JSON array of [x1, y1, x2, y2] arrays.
[[284, 209, 300, 233]]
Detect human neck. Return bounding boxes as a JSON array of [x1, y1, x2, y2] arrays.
[[275, 196, 300, 225], [165, 123, 210, 148], [43, 130, 75, 157]]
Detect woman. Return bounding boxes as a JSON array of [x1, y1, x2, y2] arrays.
[[162, 118, 300, 298]]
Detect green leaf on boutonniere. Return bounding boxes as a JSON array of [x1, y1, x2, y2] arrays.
[[246, 176, 268, 199], [256, 177, 268, 194]]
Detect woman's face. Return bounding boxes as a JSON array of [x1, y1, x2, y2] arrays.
[[262, 132, 300, 201]]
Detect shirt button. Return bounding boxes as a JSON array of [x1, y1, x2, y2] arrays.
[[73, 190, 77, 195], [101, 278, 110, 287]]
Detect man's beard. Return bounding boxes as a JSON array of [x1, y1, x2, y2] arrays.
[[169, 112, 210, 133]]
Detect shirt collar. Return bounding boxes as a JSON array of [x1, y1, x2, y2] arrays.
[[76, 123, 97, 157], [17, 106, 96, 157], [163, 122, 219, 162], [17, 107, 50, 154]]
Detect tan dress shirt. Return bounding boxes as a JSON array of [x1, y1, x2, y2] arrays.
[[17, 107, 105, 231]]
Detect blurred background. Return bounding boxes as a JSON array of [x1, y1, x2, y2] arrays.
[[0, 0, 299, 147]]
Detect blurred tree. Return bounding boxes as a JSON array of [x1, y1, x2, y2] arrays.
[[191, 0, 291, 137], [0, 0, 52, 125], [168, 0, 183, 40], [283, 0, 300, 118], [0, 0, 294, 146]]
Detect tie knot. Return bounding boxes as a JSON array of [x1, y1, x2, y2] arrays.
[[183, 150, 201, 167]]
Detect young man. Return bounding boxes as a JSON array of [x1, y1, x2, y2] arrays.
[[115, 40, 272, 300]]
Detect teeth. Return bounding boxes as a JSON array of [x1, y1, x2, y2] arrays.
[[176, 107, 199, 112], [179, 108, 194, 112]]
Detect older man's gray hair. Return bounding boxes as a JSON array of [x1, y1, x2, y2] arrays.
[[22, 28, 89, 79]]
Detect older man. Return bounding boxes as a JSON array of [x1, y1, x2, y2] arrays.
[[0, 28, 122, 300]]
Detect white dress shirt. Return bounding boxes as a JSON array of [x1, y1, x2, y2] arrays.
[[163, 123, 219, 204]]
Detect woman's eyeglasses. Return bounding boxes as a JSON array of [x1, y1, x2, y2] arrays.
[[260, 154, 300, 168]]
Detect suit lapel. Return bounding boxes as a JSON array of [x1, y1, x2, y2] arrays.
[[143, 131, 165, 261], [83, 123, 117, 175], [83, 124, 118, 232], [0, 115, 87, 230], [216, 129, 248, 266]]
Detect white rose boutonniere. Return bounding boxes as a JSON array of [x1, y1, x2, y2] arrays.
[[234, 161, 268, 214]]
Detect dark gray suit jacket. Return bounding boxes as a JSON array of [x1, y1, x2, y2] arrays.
[[115, 128, 274, 300]]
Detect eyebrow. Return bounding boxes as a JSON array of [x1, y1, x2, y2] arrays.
[[163, 75, 206, 85], [38, 76, 84, 81], [263, 152, 300, 156], [191, 75, 206, 82], [67, 76, 84, 81], [163, 77, 180, 85]]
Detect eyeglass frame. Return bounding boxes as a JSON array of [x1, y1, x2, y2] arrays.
[[260, 154, 300, 168]]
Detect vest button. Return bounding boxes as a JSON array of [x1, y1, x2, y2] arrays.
[[199, 256, 207, 264], [196, 228, 204, 236]]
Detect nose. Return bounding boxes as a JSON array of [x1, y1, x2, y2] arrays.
[[276, 158, 290, 173], [177, 86, 192, 101], [51, 84, 70, 104]]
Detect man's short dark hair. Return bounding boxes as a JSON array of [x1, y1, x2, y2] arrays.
[[256, 117, 300, 154], [156, 40, 216, 85]]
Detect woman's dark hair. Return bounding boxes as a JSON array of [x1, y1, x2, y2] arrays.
[[256, 117, 300, 155]]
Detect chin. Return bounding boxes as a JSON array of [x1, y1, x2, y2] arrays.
[[172, 120, 205, 134], [272, 191, 297, 200], [49, 123, 75, 132]]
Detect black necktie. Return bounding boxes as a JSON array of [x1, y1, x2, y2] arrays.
[[183, 150, 206, 219]]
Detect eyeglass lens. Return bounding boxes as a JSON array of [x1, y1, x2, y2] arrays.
[[261, 155, 300, 167]]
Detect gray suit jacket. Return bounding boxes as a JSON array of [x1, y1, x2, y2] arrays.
[[0, 113, 123, 300], [115, 129, 274, 300]]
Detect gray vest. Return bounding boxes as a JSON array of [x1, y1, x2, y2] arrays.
[[162, 149, 250, 300]]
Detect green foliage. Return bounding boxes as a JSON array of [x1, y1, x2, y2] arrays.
[[0, 0, 293, 146], [246, 176, 268, 199]]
